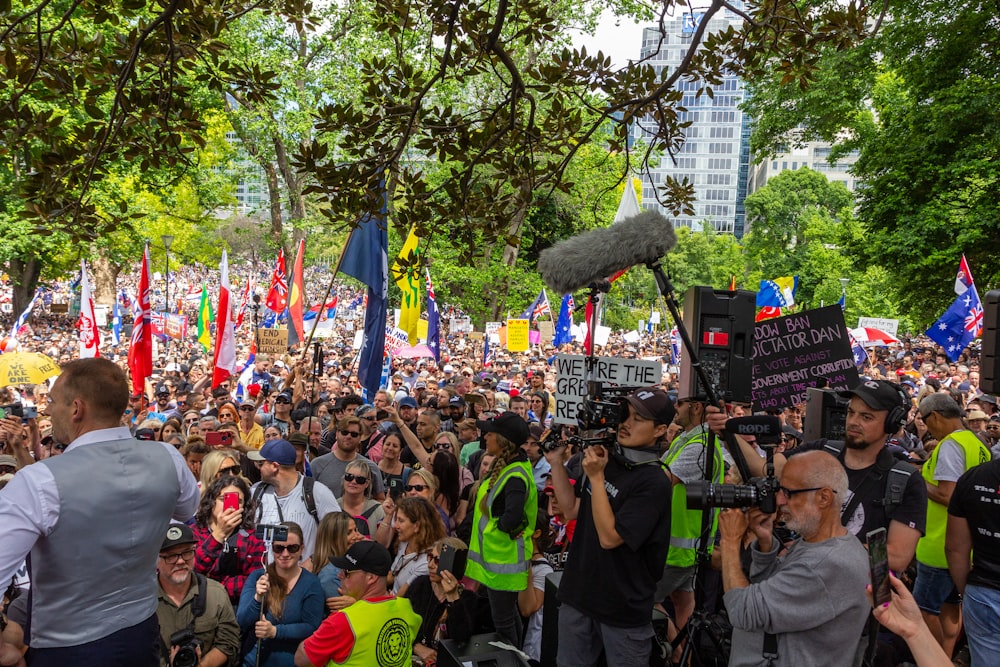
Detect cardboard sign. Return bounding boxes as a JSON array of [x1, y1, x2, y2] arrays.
[[506, 319, 529, 352], [50, 303, 69, 313], [857, 317, 899, 337], [384, 325, 409, 355], [450, 316, 472, 333], [752, 305, 860, 411], [257, 327, 289, 354], [553, 354, 662, 425], [163, 314, 187, 341], [537, 321, 554, 344]]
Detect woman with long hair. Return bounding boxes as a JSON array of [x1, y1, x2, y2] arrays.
[[403, 537, 478, 665], [377, 431, 408, 490], [192, 475, 266, 605], [236, 522, 324, 667], [429, 448, 462, 529], [198, 448, 243, 495], [466, 413, 537, 647], [387, 497, 445, 596], [528, 391, 552, 427], [161, 417, 182, 442], [337, 459, 385, 537], [310, 512, 365, 612]]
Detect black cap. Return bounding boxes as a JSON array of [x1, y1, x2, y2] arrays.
[[161, 523, 196, 551], [477, 412, 530, 446], [330, 540, 392, 576], [625, 387, 676, 425], [837, 380, 903, 412]]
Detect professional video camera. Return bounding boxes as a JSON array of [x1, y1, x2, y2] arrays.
[[686, 416, 782, 515], [539, 381, 641, 453], [169, 626, 201, 667]]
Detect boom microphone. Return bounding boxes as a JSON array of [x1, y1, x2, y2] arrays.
[[537, 210, 678, 295]]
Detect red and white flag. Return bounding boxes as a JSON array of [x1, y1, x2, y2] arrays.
[[128, 245, 153, 395], [955, 255, 974, 295], [77, 259, 100, 358], [266, 249, 288, 312], [212, 250, 237, 388], [235, 276, 253, 329]]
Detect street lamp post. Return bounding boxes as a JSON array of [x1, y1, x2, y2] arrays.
[[161, 234, 174, 313]]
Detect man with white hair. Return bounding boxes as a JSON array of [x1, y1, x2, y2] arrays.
[[720, 450, 870, 666]]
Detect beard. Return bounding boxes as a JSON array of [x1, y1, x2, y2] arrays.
[[844, 432, 873, 450], [781, 509, 820, 538]]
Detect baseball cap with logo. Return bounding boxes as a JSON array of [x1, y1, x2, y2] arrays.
[[246, 439, 297, 466], [837, 380, 905, 413], [625, 387, 676, 425], [330, 540, 392, 576], [160, 523, 196, 551]]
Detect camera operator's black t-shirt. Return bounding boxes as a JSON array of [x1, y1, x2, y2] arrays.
[[949, 459, 1000, 590], [558, 453, 672, 628], [789, 439, 926, 538]]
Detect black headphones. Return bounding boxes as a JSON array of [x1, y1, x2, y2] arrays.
[[882, 381, 910, 434]]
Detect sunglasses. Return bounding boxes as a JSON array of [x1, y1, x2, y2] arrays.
[[340, 430, 360, 437], [405, 484, 428, 492], [343, 473, 369, 484], [239, 406, 255, 412], [272, 543, 302, 554], [435, 442, 452, 449], [218, 465, 242, 476], [275, 398, 291, 404]]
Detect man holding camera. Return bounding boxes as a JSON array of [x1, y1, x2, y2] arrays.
[[720, 450, 871, 666], [544, 387, 674, 666], [156, 524, 240, 667]]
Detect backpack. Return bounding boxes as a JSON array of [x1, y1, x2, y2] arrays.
[[821, 440, 914, 520], [251, 476, 319, 524]]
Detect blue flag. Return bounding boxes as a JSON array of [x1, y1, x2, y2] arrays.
[[553, 294, 574, 347], [757, 276, 798, 308], [646, 304, 655, 334], [925, 286, 984, 362], [837, 293, 846, 311], [9, 288, 41, 340], [425, 269, 440, 362], [378, 353, 392, 394], [483, 334, 491, 366], [341, 188, 389, 400], [111, 297, 122, 346], [519, 290, 549, 322]]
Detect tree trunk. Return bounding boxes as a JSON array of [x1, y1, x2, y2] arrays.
[[263, 161, 286, 254], [491, 182, 533, 319], [9, 255, 42, 319], [90, 254, 120, 305]]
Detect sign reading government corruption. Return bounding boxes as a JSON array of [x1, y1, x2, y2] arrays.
[[553, 354, 662, 425], [751, 305, 860, 411]]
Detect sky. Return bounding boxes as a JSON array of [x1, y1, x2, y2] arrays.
[[571, 10, 647, 69]]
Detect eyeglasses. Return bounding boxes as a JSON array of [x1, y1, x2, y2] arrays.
[[218, 465, 242, 477], [340, 430, 360, 437], [435, 442, 452, 450], [777, 486, 827, 499], [239, 406, 255, 412], [159, 549, 196, 564], [177, 400, 187, 406], [272, 543, 302, 554], [275, 398, 291, 404], [405, 484, 428, 492], [341, 569, 359, 577], [427, 553, 440, 565], [343, 473, 369, 484], [362, 416, 377, 422]]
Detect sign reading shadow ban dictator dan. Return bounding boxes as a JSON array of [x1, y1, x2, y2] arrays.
[[257, 327, 289, 354], [553, 354, 662, 426], [751, 305, 860, 411]]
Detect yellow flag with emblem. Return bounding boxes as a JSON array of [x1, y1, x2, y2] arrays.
[[391, 227, 422, 345]]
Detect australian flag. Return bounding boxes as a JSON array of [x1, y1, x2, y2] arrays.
[[553, 294, 574, 347], [926, 286, 984, 362], [849, 331, 867, 368], [425, 269, 440, 362]]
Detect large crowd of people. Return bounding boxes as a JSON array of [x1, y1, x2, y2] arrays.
[[0, 265, 997, 667]]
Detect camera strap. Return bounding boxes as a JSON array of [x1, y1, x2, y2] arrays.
[[762, 631, 779, 664], [159, 573, 208, 660]]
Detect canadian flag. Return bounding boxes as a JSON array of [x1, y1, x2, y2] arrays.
[[78, 259, 100, 358], [212, 250, 237, 388]]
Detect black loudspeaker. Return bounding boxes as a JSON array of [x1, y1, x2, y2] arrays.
[[438, 633, 530, 667], [680, 287, 756, 404], [803, 388, 849, 442], [540, 571, 563, 666], [981, 290, 1000, 395]]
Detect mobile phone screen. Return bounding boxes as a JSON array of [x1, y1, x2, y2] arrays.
[[867, 527, 891, 606], [223, 492, 240, 512]]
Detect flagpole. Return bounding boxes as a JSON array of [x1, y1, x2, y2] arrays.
[[299, 227, 358, 362]]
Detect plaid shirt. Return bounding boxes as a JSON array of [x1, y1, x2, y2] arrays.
[[192, 524, 267, 604]]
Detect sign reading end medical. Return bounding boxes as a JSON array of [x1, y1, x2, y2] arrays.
[[553, 354, 662, 425]]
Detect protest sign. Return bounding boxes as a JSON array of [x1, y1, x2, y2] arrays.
[[257, 327, 289, 354], [507, 319, 529, 351], [553, 354, 662, 425], [538, 321, 554, 344], [857, 317, 899, 337], [752, 305, 859, 411], [384, 325, 409, 355], [450, 316, 472, 333], [163, 314, 187, 341]]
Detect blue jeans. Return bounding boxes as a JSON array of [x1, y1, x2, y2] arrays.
[[963, 584, 1000, 666], [913, 562, 960, 614]]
